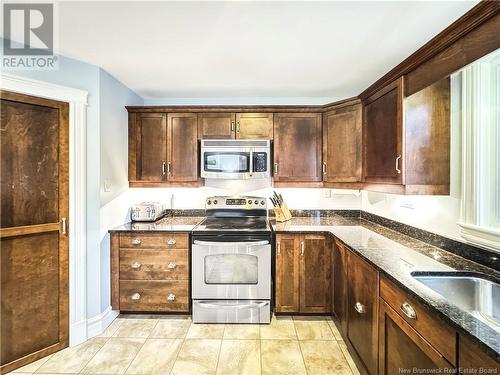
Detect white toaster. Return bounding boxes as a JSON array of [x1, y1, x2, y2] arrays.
[[130, 201, 167, 222]]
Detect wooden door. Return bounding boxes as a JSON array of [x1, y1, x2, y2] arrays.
[[275, 234, 300, 313], [364, 78, 403, 184], [198, 113, 235, 139], [273, 113, 322, 182], [379, 300, 454, 374], [136, 113, 167, 181], [235, 113, 273, 139], [0, 91, 69, 373], [332, 239, 348, 335], [347, 250, 379, 375], [323, 104, 362, 182], [167, 113, 199, 182], [300, 234, 330, 313]]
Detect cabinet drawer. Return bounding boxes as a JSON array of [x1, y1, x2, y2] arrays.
[[119, 233, 188, 249], [119, 280, 189, 312], [119, 249, 188, 280], [380, 276, 457, 365]]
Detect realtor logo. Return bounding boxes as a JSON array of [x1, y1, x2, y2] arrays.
[[3, 3, 57, 69]]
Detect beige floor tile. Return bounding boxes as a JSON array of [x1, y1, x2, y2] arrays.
[[259, 315, 296, 340], [81, 338, 144, 374], [112, 319, 158, 338], [99, 318, 122, 337], [125, 338, 182, 375], [36, 337, 108, 373], [12, 355, 54, 373], [216, 340, 260, 375], [261, 340, 306, 375], [186, 323, 225, 339], [327, 319, 344, 340], [170, 339, 221, 375], [223, 324, 260, 340], [293, 318, 335, 340], [338, 340, 361, 375], [149, 318, 191, 339], [300, 340, 353, 375]]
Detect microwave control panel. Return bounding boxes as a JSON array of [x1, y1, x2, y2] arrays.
[[253, 152, 268, 172]]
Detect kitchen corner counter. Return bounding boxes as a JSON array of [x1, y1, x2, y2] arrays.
[[109, 216, 204, 232], [273, 216, 500, 360]]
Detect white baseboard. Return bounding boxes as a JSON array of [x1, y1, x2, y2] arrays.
[[70, 319, 88, 347], [87, 306, 120, 339]]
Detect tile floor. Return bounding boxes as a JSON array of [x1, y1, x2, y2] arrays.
[[10, 315, 360, 375]]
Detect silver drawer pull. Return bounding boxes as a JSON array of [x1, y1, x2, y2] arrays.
[[167, 262, 177, 269], [131, 238, 141, 245], [131, 292, 141, 300], [167, 239, 176, 245], [167, 293, 176, 301], [354, 302, 366, 314], [131, 261, 141, 269], [400, 302, 417, 320]]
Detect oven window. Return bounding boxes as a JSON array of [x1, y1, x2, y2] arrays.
[[204, 152, 250, 173], [204, 254, 258, 284]]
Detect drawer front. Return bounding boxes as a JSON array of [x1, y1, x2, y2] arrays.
[[380, 276, 457, 365], [119, 280, 189, 312], [119, 249, 188, 280], [120, 233, 189, 249]]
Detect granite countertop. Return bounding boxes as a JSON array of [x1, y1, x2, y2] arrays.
[[109, 216, 204, 232], [274, 216, 500, 361]]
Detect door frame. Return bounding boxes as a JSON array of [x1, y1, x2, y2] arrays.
[[1, 73, 89, 347]]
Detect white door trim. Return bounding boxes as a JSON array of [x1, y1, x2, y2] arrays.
[[1, 73, 89, 346]]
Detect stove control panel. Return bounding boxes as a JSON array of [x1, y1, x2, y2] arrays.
[[206, 196, 267, 210]]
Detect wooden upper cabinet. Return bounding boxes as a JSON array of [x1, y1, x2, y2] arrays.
[[300, 234, 330, 313], [167, 113, 199, 182], [132, 113, 167, 182], [275, 234, 300, 313], [198, 113, 235, 139], [364, 78, 403, 185], [347, 250, 379, 375], [332, 239, 348, 335], [235, 113, 273, 139], [323, 103, 362, 183], [273, 113, 322, 183]]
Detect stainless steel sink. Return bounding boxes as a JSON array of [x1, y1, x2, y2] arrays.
[[411, 272, 500, 330]]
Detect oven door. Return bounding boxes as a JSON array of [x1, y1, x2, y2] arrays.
[[201, 150, 251, 179], [192, 238, 271, 300]]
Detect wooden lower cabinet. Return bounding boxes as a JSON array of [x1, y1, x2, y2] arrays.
[[119, 280, 189, 312], [378, 300, 454, 375], [332, 239, 348, 335], [459, 335, 500, 372], [347, 250, 379, 375], [275, 233, 330, 313]]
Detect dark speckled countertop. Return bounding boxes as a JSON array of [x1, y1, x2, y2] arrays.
[[109, 216, 204, 232], [273, 216, 500, 361]]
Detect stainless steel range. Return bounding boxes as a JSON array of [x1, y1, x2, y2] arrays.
[[191, 196, 272, 324]]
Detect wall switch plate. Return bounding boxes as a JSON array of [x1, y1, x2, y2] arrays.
[[104, 179, 111, 192]]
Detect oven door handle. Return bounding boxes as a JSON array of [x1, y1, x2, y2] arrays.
[[197, 301, 268, 309], [193, 240, 269, 247]]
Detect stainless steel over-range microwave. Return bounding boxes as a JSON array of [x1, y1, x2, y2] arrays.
[[200, 139, 271, 180]]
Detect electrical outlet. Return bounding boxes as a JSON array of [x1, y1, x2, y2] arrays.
[[104, 179, 111, 192], [323, 189, 331, 198]]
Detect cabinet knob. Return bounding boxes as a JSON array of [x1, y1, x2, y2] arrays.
[[354, 302, 365, 314], [167, 239, 176, 245], [300, 241, 305, 256], [274, 163, 279, 175], [400, 302, 417, 320], [395, 155, 401, 174], [167, 262, 177, 269], [131, 238, 141, 245], [162, 162, 166, 175], [131, 261, 141, 269], [167, 293, 176, 301], [277, 242, 281, 256], [236, 121, 240, 133], [231, 121, 235, 132], [323, 163, 327, 174], [131, 292, 141, 301]]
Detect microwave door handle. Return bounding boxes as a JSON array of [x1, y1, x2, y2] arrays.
[[193, 240, 269, 247]]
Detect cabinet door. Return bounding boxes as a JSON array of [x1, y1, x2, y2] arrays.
[[332, 239, 348, 335], [274, 113, 322, 182], [379, 300, 454, 375], [198, 113, 235, 139], [235, 113, 273, 139], [275, 234, 300, 313], [300, 234, 330, 313], [323, 104, 362, 182], [167, 113, 199, 182], [347, 250, 379, 375], [364, 78, 403, 184], [459, 335, 500, 372], [136, 113, 167, 181]]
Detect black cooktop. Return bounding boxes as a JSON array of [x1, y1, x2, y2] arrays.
[[192, 216, 272, 234]]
